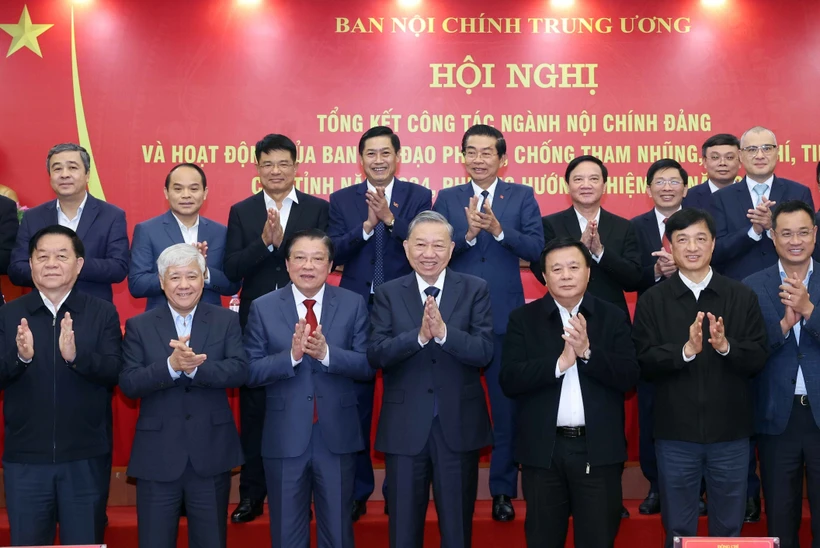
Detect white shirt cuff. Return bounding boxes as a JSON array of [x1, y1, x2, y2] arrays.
[[717, 343, 730, 356], [418, 336, 430, 347], [203, 270, 211, 284], [494, 231, 505, 242], [291, 353, 302, 367], [682, 346, 696, 362], [363, 228, 374, 240], [434, 326, 447, 346], [466, 237, 477, 246], [592, 248, 604, 262], [19, 354, 32, 364], [167, 358, 182, 379], [184, 368, 198, 379], [320, 347, 330, 367], [748, 226, 763, 241], [267, 244, 275, 252]]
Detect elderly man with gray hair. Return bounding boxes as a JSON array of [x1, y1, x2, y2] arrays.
[[120, 243, 248, 548]]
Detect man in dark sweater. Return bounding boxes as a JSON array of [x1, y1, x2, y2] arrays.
[[0, 224, 122, 545], [633, 209, 768, 548]]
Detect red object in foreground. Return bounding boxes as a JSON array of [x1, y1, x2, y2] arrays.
[[677, 538, 778, 547]]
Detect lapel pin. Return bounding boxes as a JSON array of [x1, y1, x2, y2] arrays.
[[393, 202, 399, 208], [499, 194, 504, 199]]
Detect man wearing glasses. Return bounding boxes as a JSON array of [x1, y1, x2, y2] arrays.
[[223, 133, 330, 523], [683, 134, 742, 210]]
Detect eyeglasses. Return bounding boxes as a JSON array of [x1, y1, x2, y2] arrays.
[[259, 161, 295, 172], [706, 154, 738, 163], [772, 229, 813, 240], [464, 150, 497, 161], [289, 255, 329, 265], [741, 145, 777, 156], [651, 179, 683, 187]]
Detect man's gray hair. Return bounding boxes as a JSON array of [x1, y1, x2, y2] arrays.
[[740, 126, 777, 147], [407, 210, 454, 239], [46, 143, 91, 174], [157, 243, 206, 279]]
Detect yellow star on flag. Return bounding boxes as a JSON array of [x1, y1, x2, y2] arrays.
[[0, 5, 53, 58]]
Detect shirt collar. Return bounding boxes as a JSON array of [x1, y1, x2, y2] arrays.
[[470, 179, 499, 200], [778, 259, 814, 284], [415, 269, 447, 294], [56, 192, 88, 217], [746, 175, 774, 193], [553, 297, 583, 320], [678, 267, 714, 293], [366, 178, 395, 202], [263, 186, 299, 210], [573, 206, 601, 227], [654, 206, 681, 225], [167, 302, 197, 325], [707, 180, 721, 193], [291, 283, 326, 307], [38, 289, 72, 317], [171, 212, 199, 231]]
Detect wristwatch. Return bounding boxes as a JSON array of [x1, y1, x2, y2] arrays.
[[581, 347, 591, 361], [385, 217, 395, 230]]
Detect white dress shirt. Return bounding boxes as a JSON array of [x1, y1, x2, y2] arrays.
[[167, 303, 198, 379], [415, 270, 447, 346], [745, 175, 774, 242], [779, 259, 813, 395], [263, 186, 299, 252], [554, 298, 586, 427], [707, 180, 721, 194], [654, 207, 681, 242], [363, 179, 395, 240], [574, 207, 604, 262], [466, 179, 505, 246], [172, 213, 199, 245], [679, 268, 730, 361], [56, 192, 88, 232], [290, 284, 331, 368]]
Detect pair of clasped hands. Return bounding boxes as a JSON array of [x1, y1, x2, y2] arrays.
[[16, 313, 76, 363], [779, 272, 814, 336], [683, 312, 729, 358], [557, 313, 590, 372], [291, 320, 328, 362]]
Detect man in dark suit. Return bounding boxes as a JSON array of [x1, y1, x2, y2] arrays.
[[0, 225, 122, 546], [8, 143, 129, 303], [633, 209, 769, 548], [0, 194, 19, 305], [432, 125, 543, 521], [328, 126, 432, 519], [245, 229, 371, 548], [743, 200, 820, 548], [369, 211, 494, 548], [500, 237, 639, 548], [129, 163, 239, 310], [710, 126, 814, 519], [682, 133, 741, 210], [120, 243, 247, 548], [813, 161, 820, 259], [532, 155, 642, 318], [223, 133, 330, 522]]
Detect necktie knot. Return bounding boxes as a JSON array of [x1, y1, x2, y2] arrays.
[[424, 286, 440, 299], [481, 190, 489, 198], [753, 183, 769, 205], [663, 217, 668, 224], [304, 299, 316, 311]]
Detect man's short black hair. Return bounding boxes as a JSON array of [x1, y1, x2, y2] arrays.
[[284, 229, 335, 264], [29, 225, 85, 259], [539, 237, 592, 274], [772, 200, 817, 230], [461, 124, 506, 157], [255, 134, 297, 163], [647, 158, 688, 186], [164, 163, 207, 190], [565, 155, 608, 183], [664, 209, 716, 240], [701, 133, 740, 157], [358, 126, 401, 156]]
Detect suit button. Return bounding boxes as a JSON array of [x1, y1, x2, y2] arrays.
[[185, 414, 192, 420], [481, 257, 486, 262], [798, 354, 804, 360], [307, 395, 313, 401], [432, 359, 437, 364], [185, 387, 192, 393], [371, 259, 375, 265], [428, 389, 434, 393], [276, 266, 282, 271], [792, 379, 797, 385]]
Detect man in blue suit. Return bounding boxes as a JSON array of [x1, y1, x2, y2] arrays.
[[245, 229, 372, 548], [432, 124, 543, 521], [682, 134, 741, 210], [120, 243, 247, 548], [369, 211, 494, 548], [744, 200, 820, 548], [129, 163, 239, 310], [328, 126, 432, 519], [9, 143, 129, 303], [711, 127, 814, 520]]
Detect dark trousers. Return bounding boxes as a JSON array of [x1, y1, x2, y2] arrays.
[[656, 438, 748, 548], [239, 384, 267, 501], [749, 436, 761, 499], [136, 461, 231, 548], [353, 378, 387, 502], [759, 396, 820, 548], [522, 435, 622, 548], [3, 455, 109, 546], [264, 422, 357, 548], [385, 417, 480, 548], [485, 333, 518, 497]]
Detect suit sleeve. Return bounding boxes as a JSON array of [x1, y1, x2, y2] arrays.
[[743, 275, 788, 353], [0, 199, 18, 275], [244, 301, 298, 387], [633, 292, 692, 380], [439, 280, 494, 367], [529, 217, 553, 285], [0, 313, 28, 389], [8, 212, 34, 288], [326, 296, 374, 381], [223, 204, 272, 283], [367, 288, 425, 370], [119, 318, 180, 399], [495, 186, 544, 263], [577, 310, 639, 392], [391, 186, 433, 241], [77, 209, 129, 284], [315, 198, 330, 232], [711, 193, 756, 267], [718, 287, 769, 377], [203, 244, 240, 296], [633, 219, 657, 293], [596, 221, 642, 292], [499, 309, 563, 397], [191, 312, 248, 388], [433, 194, 472, 257], [328, 192, 367, 266], [69, 303, 123, 388], [127, 222, 162, 299]]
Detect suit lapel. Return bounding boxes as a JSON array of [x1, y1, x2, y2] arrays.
[[763, 266, 784, 317], [390, 179, 408, 219], [189, 304, 210, 352], [252, 191, 269, 236], [489, 179, 511, 222], [74, 194, 99, 241], [458, 182, 474, 210], [278, 285, 300, 329], [284, 191, 306, 240], [644, 211, 662, 250], [197, 216, 211, 245], [562, 207, 582, 239], [355, 183, 369, 223], [401, 274, 424, 324], [439, 269, 462, 323], [44, 200, 59, 226], [162, 211, 185, 245], [736, 178, 754, 213], [319, 285, 338, 331], [769, 176, 786, 206], [152, 305, 178, 359]]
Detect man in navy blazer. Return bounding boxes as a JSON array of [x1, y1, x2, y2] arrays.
[[245, 229, 372, 548], [369, 211, 494, 548], [129, 163, 239, 310], [432, 124, 543, 521], [120, 244, 247, 548], [328, 126, 432, 519], [743, 200, 820, 548], [682, 134, 741, 211], [9, 143, 129, 303]]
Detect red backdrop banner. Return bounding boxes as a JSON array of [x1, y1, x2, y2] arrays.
[[1, 0, 819, 467]]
